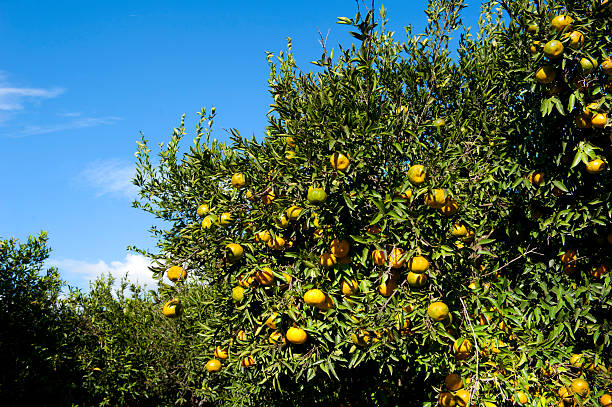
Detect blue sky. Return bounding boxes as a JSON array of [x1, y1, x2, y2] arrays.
[[0, 0, 480, 290]]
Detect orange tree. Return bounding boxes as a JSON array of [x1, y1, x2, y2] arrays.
[[133, 0, 610, 405]]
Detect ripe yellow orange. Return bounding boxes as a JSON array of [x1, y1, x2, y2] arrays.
[[571, 378, 589, 397], [225, 243, 244, 262], [600, 394, 612, 407], [162, 298, 183, 318], [196, 203, 209, 216], [264, 312, 279, 329], [530, 40, 540, 54], [330, 239, 350, 258], [513, 392, 528, 405], [407, 164, 426, 184], [236, 330, 246, 341], [255, 267, 275, 285], [231, 286, 245, 302], [286, 327, 308, 344], [439, 197, 459, 216], [592, 113, 607, 128], [551, 15, 573, 32], [320, 252, 337, 267], [602, 59, 612, 75], [453, 338, 473, 355], [275, 214, 290, 229], [255, 230, 272, 242], [569, 354, 584, 368], [267, 235, 286, 250], [341, 278, 358, 296], [268, 331, 286, 344], [558, 386, 572, 401], [586, 158, 606, 174], [238, 274, 254, 288], [285, 150, 296, 160], [409, 255, 429, 273], [219, 212, 233, 226], [316, 294, 335, 311], [261, 188, 276, 205], [241, 356, 255, 367], [428, 301, 449, 321], [451, 223, 468, 237], [389, 248, 406, 268], [445, 373, 463, 391], [455, 389, 471, 407], [529, 172, 544, 186], [566, 31, 584, 48], [201, 215, 215, 229], [527, 23, 538, 33], [406, 271, 427, 288], [438, 392, 456, 407], [167, 265, 186, 282], [304, 289, 326, 306], [378, 280, 397, 297], [286, 136, 295, 147], [580, 57, 598, 73], [425, 189, 447, 208], [214, 346, 228, 359], [543, 40, 564, 59], [536, 66, 556, 84], [231, 173, 246, 188], [205, 359, 221, 372], [372, 249, 387, 266], [285, 205, 302, 221], [330, 152, 350, 171]]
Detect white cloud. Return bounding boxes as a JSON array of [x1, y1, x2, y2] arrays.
[[7, 115, 121, 137], [0, 71, 64, 114], [49, 253, 157, 289], [79, 159, 138, 199]]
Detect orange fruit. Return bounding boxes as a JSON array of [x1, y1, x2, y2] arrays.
[[330, 239, 350, 258], [316, 294, 335, 311], [528, 172, 544, 186], [530, 40, 541, 54], [561, 249, 577, 264], [439, 197, 459, 216], [225, 243, 244, 262], [372, 249, 387, 266], [255, 230, 272, 242], [162, 298, 183, 318], [551, 15, 573, 32], [592, 113, 608, 128], [231, 173, 246, 188], [238, 274, 254, 288], [569, 354, 584, 368], [536, 66, 556, 84], [571, 378, 589, 397], [425, 189, 447, 208], [231, 286, 245, 302], [455, 389, 471, 407], [558, 386, 572, 401], [241, 356, 255, 367], [214, 346, 228, 360], [566, 31, 584, 48], [286, 327, 308, 344], [580, 57, 598, 73], [268, 331, 286, 344], [576, 113, 592, 128], [427, 301, 449, 321], [586, 158, 606, 174], [451, 223, 468, 237], [406, 271, 427, 288], [330, 152, 350, 171], [389, 248, 406, 268], [410, 255, 430, 273], [341, 278, 359, 296], [205, 359, 221, 372], [407, 164, 426, 184], [543, 40, 564, 59], [379, 280, 397, 297], [304, 289, 327, 306], [167, 265, 186, 282], [445, 373, 463, 391], [513, 392, 528, 405], [285, 205, 302, 221], [602, 59, 612, 75], [307, 186, 327, 204], [600, 394, 612, 407], [267, 235, 286, 250], [255, 267, 274, 285], [320, 252, 337, 267], [453, 338, 472, 355], [196, 203, 209, 216], [264, 312, 279, 330], [438, 392, 456, 407]]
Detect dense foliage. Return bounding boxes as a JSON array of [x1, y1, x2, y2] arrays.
[[130, 0, 611, 406]]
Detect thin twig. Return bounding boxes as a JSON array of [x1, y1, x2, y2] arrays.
[[480, 247, 541, 277]]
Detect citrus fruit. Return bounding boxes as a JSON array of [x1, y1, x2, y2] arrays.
[[202, 215, 215, 229], [320, 253, 337, 267], [330, 239, 350, 258], [378, 280, 397, 296], [304, 289, 326, 306], [214, 346, 228, 359], [307, 186, 327, 204], [407, 271, 427, 288], [241, 356, 255, 367], [586, 158, 605, 174], [602, 58, 612, 75], [341, 278, 358, 296], [389, 248, 405, 268], [268, 331, 286, 344], [440, 197, 459, 216], [225, 243, 244, 262], [428, 302, 449, 321], [407, 164, 426, 184], [455, 389, 471, 407], [330, 152, 350, 171], [167, 265, 186, 282], [580, 57, 598, 73], [219, 212, 233, 226], [543, 40, 564, 59], [231, 172, 246, 188], [569, 354, 583, 367], [571, 378, 589, 397], [566, 31, 584, 48], [162, 298, 183, 318], [410, 256, 430, 273], [445, 373, 463, 391], [196, 203, 209, 216], [592, 113, 607, 128], [551, 15, 573, 32], [205, 359, 221, 372], [600, 394, 612, 407], [434, 118, 446, 128], [438, 392, 456, 407], [255, 267, 275, 285], [285, 205, 302, 221], [451, 223, 468, 237], [231, 286, 245, 302], [286, 327, 307, 344], [536, 66, 556, 84], [529, 172, 544, 186]]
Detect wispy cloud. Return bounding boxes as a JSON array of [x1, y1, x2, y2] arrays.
[[48, 253, 157, 289], [79, 159, 138, 198], [0, 71, 64, 114], [7, 116, 121, 137]]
